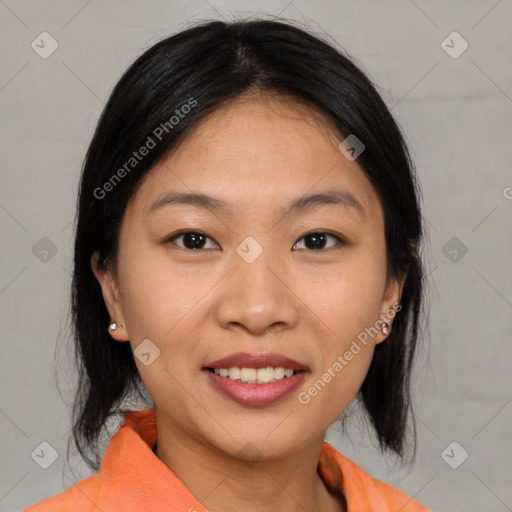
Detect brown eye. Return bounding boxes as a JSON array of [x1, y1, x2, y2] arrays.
[[293, 232, 344, 251], [168, 231, 219, 250]]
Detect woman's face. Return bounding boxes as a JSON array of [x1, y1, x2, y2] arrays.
[[93, 95, 403, 460]]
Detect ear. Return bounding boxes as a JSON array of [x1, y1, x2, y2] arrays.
[[375, 272, 406, 345], [91, 251, 129, 342]]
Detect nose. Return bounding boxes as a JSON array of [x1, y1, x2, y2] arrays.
[[215, 249, 300, 336]]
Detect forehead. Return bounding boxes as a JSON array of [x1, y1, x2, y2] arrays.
[[168, 94, 346, 171], [128, 95, 382, 221]]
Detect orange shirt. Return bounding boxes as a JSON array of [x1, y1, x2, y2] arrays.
[[23, 409, 430, 511]]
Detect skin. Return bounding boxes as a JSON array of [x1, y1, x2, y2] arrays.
[[92, 93, 405, 512]]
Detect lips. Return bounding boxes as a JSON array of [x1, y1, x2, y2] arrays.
[[204, 352, 308, 371], [202, 352, 310, 406]]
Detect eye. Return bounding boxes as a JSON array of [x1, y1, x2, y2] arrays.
[[167, 231, 219, 250], [292, 232, 345, 251], [165, 230, 345, 251]]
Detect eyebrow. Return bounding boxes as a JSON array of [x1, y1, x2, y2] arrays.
[[147, 188, 366, 218]]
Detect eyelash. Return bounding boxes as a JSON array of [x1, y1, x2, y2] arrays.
[[165, 230, 346, 251]]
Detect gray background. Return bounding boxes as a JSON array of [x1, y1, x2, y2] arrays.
[[1, 1, 511, 511]]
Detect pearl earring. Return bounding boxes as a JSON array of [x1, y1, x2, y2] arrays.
[[109, 322, 117, 331], [381, 322, 390, 335]]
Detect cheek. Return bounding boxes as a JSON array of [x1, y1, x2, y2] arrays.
[[117, 246, 213, 384], [294, 269, 381, 427], [301, 249, 387, 342], [118, 245, 197, 338], [117, 251, 202, 413], [293, 246, 387, 410]]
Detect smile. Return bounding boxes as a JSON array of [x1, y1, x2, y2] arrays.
[[206, 366, 303, 384]]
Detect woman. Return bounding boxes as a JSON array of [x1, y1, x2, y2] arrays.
[[24, 17, 429, 512]]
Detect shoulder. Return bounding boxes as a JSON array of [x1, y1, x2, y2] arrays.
[[21, 474, 102, 512], [320, 442, 432, 512]]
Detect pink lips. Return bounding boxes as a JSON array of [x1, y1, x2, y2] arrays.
[[203, 370, 308, 407], [202, 352, 309, 407]]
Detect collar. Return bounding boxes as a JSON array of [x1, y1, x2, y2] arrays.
[[98, 408, 428, 511]]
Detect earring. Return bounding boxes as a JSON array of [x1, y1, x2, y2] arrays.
[[109, 322, 117, 331], [381, 322, 391, 336]]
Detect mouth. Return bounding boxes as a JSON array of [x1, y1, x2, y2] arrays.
[[203, 351, 308, 380], [202, 352, 309, 406]]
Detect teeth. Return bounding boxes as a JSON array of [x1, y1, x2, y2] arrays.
[[228, 367, 240, 380], [211, 366, 299, 384], [241, 368, 257, 383]]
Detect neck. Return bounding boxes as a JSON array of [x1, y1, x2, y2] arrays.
[[153, 412, 345, 512]]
